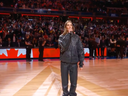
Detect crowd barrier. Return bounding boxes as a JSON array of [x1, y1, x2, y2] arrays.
[[0, 48, 107, 59]]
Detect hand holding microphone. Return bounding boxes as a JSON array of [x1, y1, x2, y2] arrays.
[[68, 28, 76, 34], [68, 28, 73, 33]]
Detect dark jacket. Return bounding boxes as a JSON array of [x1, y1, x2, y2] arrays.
[[89, 39, 97, 49], [58, 33, 84, 67], [119, 39, 126, 49], [100, 39, 106, 48], [25, 38, 32, 49]]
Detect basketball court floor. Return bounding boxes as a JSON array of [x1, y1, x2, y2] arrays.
[[0, 58, 128, 96]]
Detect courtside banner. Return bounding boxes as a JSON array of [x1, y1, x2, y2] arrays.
[[0, 48, 106, 59]]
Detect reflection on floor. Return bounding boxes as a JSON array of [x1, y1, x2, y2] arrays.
[[0, 58, 128, 96]]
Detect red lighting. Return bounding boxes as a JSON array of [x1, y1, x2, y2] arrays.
[[21, 14, 40, 17], [96, 17, 103, 19], [0, 13, 10, 15], [117, 20, 119, 23], [41, 15, 59, 17], [68, 16, 79, 19], [21, 14, 59, 17], [82, 17, 93, 21]]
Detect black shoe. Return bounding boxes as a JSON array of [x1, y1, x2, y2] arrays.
[[62, 93, 68, 96], [38, 60, 44, 62], [26, 59, 31, 62]]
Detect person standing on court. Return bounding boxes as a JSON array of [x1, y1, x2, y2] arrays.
[[58, 20, 84, 96], [25, 35, 32, 62], [38, 36, 46, 61]]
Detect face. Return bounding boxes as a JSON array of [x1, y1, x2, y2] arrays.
[[26, 35, 29, 39], [8, 38, 11, 41], [48, 38, 51, 41], [126, 37, 128, 41], [112, 35, 114, 39], [66, 22, 73, 32]]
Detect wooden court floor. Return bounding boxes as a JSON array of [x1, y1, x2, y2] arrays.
[[0, 58, 128, 96]]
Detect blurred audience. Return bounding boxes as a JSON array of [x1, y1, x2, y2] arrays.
[[0, 15, 128, 58], [1, 0, 128, 16]]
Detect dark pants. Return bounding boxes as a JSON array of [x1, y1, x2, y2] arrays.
[[89, 48, 96, 58], [89, 48, 93, 57], [101, 47, 105, 57], [26, 48, 31, 61], [61, 62, 78, 96], [116, 47, 124, 58], [116, 47, 120, 58], [120, 48, 124, 59], [39, 47, 44, 61]]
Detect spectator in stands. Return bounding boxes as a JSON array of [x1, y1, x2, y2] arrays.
[[46, 37, 54, 47], [110, 35, 116, 57], [15, 39, 21, 47], [84, 37, 89, 48], [5, 37, 12, 47], [95, 34, 100, 58], [100, 37, 106, 57], [0, 38, 3, 47], [116, 36, 121, 58], [0, 2, 3, 7], [22, 3, 26, 9], [12, 34, 17, 47], [125, 37, 128, 57], [118, 36, 126, 59], [32, 37, 38, 48], [89, 37, 97, 59], [43, 32, 48, 40], [53, 38, 58, 48], [38, 36, 46, 61], [25, 35, 32, 62]]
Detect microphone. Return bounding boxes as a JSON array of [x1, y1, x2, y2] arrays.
[[68, 29, 74, 35], [69, 31, 73, 33], [69, 31, 74, 37], [69, 30, 75, 34]]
